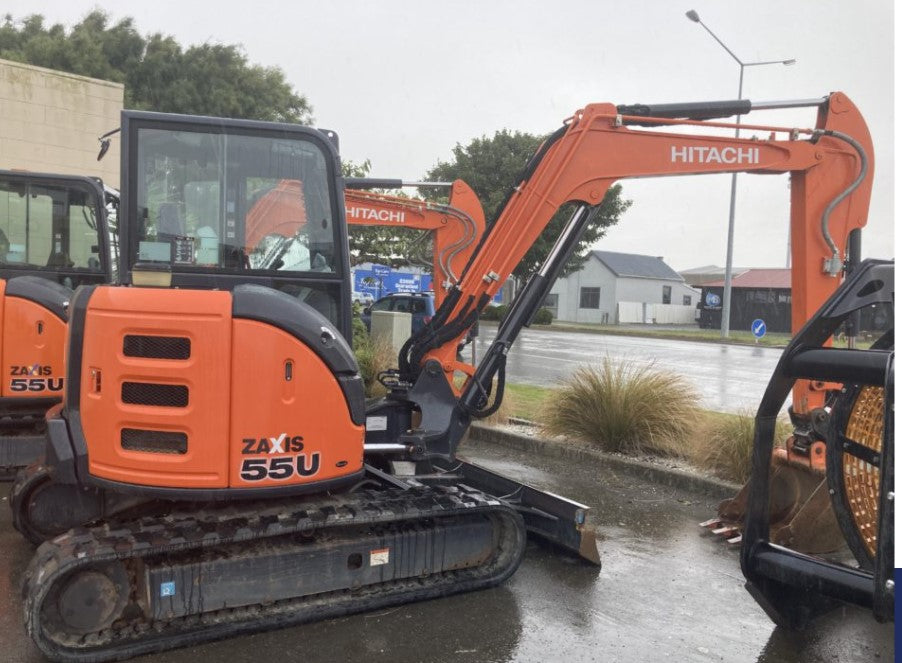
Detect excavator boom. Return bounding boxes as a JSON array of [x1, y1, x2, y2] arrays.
[[409, 93, 871, 420]]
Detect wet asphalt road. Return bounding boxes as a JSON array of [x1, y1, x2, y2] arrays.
[[473, 326, 785, 413], [0, 441, 892, 663]]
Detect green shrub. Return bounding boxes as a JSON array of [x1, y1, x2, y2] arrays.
[[351, 305, 368, 348], [532, 307, 553, 325], [481, 304, 509, 321], [690, 411, 792, 484], [540, 357, 699, 455]]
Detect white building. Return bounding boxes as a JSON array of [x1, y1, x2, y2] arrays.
[[545, 250, 700, 324]]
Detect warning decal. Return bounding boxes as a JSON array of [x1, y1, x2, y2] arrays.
[[370, 548, 390, 566]]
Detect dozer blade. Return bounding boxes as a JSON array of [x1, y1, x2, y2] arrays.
[[0, 401, 53, 480], [0, 433, 45, 480], [432, 457, 601, 565]]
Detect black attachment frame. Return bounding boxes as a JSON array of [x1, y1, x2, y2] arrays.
[[740, 259, 894, 628]]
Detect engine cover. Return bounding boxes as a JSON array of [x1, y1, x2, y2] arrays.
[[64, 284, 364, 496]]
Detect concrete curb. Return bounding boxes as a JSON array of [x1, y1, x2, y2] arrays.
[[467, 423, 741, 499]]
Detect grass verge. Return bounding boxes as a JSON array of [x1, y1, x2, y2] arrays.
[[497, 372, 790, 483]]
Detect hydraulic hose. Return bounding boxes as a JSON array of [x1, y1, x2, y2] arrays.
[[812, 129, 869, 276], [468, 357, 507, 419]]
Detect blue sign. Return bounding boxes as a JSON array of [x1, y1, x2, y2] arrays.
[[705, 292, 721, 307], [751, 319, 767, 339], [353, 266, 503, 304], [354, 266, 429, 300]]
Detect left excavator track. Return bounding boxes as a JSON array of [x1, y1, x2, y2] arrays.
[[0, 418, 45, 479], [25, 483, 526, 663]]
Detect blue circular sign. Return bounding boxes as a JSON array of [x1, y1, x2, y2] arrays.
[[705, 292, 721, 307], [751, 319, 767, 338]]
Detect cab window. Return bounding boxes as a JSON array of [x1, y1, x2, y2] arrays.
[[134, 128, 337, 274], [0, 179, 103, 272]]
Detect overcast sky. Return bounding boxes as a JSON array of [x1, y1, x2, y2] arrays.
[[6, 0, 895, 271]]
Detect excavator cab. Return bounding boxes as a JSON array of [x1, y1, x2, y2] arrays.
[[118, 111, 352, 337], [31, 111, 364, 501], [0, 171, 112, 475]]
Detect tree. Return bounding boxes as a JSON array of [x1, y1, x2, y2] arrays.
[[0, 11, 311, 122], [426, 130, 631, 283]]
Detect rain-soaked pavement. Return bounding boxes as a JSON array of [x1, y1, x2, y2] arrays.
[[474, 326, 785, 413], [0, 440, 892, 663]]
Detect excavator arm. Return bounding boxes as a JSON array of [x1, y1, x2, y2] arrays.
[[392, 92, 871, 459], [344, 179, 486, 305]]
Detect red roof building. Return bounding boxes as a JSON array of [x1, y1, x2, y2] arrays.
[[697, 268, 792, 332], [701, 268, 790, 289]]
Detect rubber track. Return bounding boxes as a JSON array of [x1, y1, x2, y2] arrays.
[[24, 483, 527, 663], [0, 414, 45, 480]]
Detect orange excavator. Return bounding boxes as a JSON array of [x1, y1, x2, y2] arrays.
[[13, 93, 891, 661], [0, 163, 482, 486], [0, 170, 116, 477]]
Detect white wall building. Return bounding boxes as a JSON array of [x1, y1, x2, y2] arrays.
[[546, 250, 700, 324]]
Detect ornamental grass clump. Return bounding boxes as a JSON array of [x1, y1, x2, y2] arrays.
[[692, 411, 792, 484], [351, 311, 396, 398], [541, 357, 699, 455], [354, 335, 396, 398]]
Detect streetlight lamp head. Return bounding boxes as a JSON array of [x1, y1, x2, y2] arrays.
[[783, 59, 797, 66], [686, 9, 700, 22]]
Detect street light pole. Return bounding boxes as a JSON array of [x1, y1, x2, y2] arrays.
[[685, 10, 794, 339]]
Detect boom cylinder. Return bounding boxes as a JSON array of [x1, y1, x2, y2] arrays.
[[459, 204, 593, 420]]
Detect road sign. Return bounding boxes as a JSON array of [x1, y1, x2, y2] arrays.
[[751, 319, 767, 339]]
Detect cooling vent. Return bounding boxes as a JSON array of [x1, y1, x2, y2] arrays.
[[121, 428, 188, 454], [123, 335, 191, 360], [121, 382, 189, 407]]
